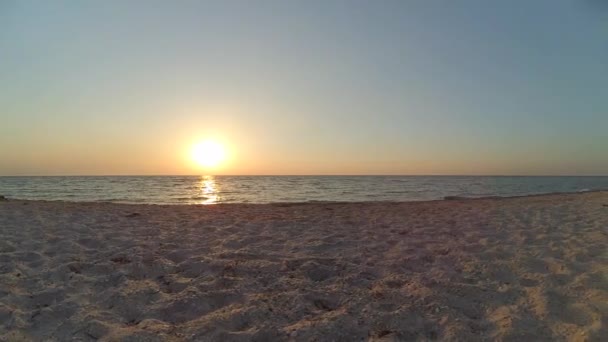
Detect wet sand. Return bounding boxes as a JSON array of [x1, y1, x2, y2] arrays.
[[0, 192, 607, 341]]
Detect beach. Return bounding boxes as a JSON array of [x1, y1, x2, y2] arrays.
[[0, 192, 606, 341]]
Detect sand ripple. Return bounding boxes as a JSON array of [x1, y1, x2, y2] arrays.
[[1, 192, 607, 341]]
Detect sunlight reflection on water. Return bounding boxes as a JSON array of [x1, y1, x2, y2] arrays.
[[198, 175, 219, 205]]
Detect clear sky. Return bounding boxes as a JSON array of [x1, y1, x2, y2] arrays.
[[1, 0, 606, 176]]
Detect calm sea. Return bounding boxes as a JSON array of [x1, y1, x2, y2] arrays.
[[0, 176, 607, 205]]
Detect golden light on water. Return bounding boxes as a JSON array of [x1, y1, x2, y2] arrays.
[[198, 175, 219, 204], [191, 140, 226, 168]]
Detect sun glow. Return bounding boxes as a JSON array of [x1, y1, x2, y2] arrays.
[[191, 140, 226, 168]]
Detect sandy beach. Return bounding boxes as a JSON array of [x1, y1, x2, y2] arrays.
[[0, 192, 607, 341]]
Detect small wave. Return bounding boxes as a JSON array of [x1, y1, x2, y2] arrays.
[[443, 196, 467, 200], [175, 196, 209, 201], [97, 198, 125, 202]]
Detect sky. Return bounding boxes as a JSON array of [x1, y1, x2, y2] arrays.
[[1, 0, 607, 176]]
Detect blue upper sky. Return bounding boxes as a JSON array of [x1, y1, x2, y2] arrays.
[[1, 0, 606, 175]]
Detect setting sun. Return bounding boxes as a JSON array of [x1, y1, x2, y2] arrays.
[[191, 140, 226, 168]]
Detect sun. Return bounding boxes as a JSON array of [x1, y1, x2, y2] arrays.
[[191, 140, 226, 168]]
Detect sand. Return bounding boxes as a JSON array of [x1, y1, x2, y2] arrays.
[[0, 192, 607, 341]]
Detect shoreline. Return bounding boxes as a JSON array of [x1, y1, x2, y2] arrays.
[[1, 190, 607, 340], [2, 189, 607, 207]]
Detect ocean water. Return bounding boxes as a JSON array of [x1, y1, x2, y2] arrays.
[[0, 176, 607, 205]]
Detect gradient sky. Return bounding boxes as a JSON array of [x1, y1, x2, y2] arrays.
[[1, 0, 607, 175]]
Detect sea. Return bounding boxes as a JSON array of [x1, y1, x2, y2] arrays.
[[0, 176, 607, 205]]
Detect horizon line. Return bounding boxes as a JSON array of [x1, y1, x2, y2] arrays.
[[1, 174, 607, 177]]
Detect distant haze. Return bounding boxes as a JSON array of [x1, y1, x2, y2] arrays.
[[1, 1, 607, 176]]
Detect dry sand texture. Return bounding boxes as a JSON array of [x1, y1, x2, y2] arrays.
[[0, 192, 607, 341]]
